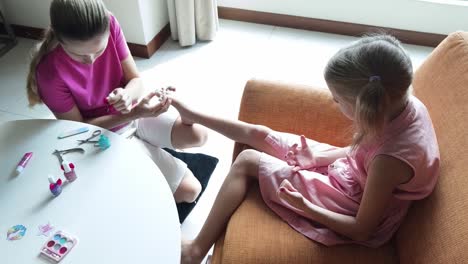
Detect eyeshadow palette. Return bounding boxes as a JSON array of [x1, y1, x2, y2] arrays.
[[40, 230, 78, 262]]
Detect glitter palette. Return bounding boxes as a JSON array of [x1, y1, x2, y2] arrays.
[[40, 230, 78, 262]]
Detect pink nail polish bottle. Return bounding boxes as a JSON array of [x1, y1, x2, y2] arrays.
[[61, 160, 77, 182]]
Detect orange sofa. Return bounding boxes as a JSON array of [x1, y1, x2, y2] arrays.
[[212, 31, 468, 263]]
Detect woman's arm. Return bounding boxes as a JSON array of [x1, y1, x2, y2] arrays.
[[121, 55, 145, 101], [53, 105, 137, 130], [54, 92, 171, 130], [279, 154, 413, 241], [106, 56, 146, 113]]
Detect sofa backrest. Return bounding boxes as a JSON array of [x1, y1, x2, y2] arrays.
[[396, 32, 468, 263]]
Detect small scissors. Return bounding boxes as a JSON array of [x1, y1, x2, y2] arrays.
[[77, 130, 102, 145]]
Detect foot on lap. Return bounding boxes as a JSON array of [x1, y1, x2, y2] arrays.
[[159, 87, 196, 125], [181, 240, 204, 264]]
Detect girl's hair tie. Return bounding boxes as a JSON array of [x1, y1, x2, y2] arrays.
[[369, 75, 381, 82]]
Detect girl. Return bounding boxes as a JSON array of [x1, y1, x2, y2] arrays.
[[171, 34, 440, 263], [26, 0, 208, 203]]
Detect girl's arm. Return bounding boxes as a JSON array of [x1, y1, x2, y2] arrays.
[[313, 147, 350, 167], [286, 135, 350, 170], [279, 154, 413, 241]]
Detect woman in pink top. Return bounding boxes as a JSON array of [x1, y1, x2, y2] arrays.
[[26, 0, 207, 203], [172, 34, 440, 263]]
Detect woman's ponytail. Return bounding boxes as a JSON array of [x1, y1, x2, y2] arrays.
[[26, 28, 57, 107]]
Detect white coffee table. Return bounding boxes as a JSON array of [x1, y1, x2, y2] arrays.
[[0, 119, 181, 263]]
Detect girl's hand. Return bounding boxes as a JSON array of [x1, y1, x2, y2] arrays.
[[285, 135, 316, 172], [131, 91, 171, 118], [106, 88, 134, 114], [277, 179, 308, 212]]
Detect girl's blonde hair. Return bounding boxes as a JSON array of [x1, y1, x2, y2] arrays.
[[26, 0, 109, 106], [324, 34, 413, 147]]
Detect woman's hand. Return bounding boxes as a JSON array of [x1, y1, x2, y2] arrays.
[[130, 91, 171, 119], [106, 88, 134, 114], [277, 179, 309, 212], [285, 135, 316, 171]]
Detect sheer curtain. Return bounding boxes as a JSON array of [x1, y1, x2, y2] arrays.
[[167, 0, 218, 46]]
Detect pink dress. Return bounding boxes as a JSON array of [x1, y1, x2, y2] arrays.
[[258, 96, 440, 247]]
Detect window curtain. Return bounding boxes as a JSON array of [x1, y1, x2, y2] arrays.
[[167, 0, 218, 47]]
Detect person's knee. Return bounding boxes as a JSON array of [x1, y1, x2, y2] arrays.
[[171, 122, 208, 149], [190, 124, 208, 146], [181, 183, 202, 204], [174, 172, 202, 203], [230, 149, 260, 176]]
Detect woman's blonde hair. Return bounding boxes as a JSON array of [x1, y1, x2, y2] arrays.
[[324, 34, 413, 147], [26, 0, 109, 106]]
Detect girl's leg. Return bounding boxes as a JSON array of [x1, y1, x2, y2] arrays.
[[170, 98, 279, 157], [181, 149, 261, 264]]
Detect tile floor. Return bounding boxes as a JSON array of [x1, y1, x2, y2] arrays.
[[0, 19, 433, 261]]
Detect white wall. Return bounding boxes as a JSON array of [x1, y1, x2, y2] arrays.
[[138, 0, 168, 44], [103, 0, 146, 44], [2, 0, 51, 28], [1, 0, 168, 45], [218, 0, 468, 35]]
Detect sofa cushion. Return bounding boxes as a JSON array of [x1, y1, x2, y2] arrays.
[[216, 184, 398, 264], [396, 31, 468, 263]]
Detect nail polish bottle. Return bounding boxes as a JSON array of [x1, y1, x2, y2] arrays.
[[61, 161, 77, 182], [48, 175, 62, 197]]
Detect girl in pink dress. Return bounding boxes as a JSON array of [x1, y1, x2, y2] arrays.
[[174, 34, 440, 263], [26, 0, 207, 203]]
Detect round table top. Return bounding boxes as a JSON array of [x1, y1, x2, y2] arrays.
[[0, 119, 180, 263]]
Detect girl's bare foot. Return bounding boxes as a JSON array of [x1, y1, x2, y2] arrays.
[[168, 95, 197, 125], [181, 240, 204, 264]]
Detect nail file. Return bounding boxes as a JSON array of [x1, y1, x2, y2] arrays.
[[58, 127, 89, 139]]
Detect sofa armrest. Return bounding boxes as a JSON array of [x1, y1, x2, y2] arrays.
[[232, 79, 353, 159]]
